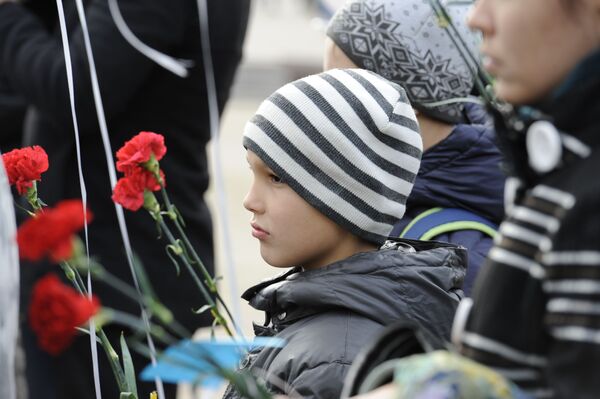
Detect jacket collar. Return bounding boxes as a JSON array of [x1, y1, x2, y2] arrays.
[[539, 48, 600, 149], [492, 48, 600, 185], [242, 238, 466, 332]]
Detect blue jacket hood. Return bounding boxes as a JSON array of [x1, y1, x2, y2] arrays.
[[407, 104, 505, 224]]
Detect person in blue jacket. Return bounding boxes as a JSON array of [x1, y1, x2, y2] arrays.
[[324, 0, 505, 295]]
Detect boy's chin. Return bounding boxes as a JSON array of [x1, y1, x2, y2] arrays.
[[260, 249, 292, 269]]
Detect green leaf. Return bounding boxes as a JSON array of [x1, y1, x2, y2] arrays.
[[165, 245, 182, 275], [119, 392, 136, 399], [120, 333, 139, 398], [193, 304, 212, 315], [149, 299, 174, 325], [98, 330, 128, 393]]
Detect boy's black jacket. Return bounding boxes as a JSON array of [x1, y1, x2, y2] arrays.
[[224, 238, 466, 399]]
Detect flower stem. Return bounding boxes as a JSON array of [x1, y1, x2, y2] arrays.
[[59, 261, 130, 396], [173, 216, 239, 332], [160, 187, 239, 334], [105, 309, 177, 346], [88, 264, 191, 339], [25, 181, 44, 212], [60, 261, 86, 294], [156, 216, 233, 337]]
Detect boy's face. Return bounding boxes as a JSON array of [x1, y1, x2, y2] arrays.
[[244, 150, 374, 270]]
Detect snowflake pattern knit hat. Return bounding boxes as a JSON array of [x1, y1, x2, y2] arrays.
[[243, 68, 422, 244], [327, 0, 480, 124]]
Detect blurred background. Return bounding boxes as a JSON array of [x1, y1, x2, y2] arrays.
[[206, 0, 342, 334]]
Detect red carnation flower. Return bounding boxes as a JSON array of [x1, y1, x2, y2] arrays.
[[112, 168, 165, 211], [1, 146, 49, 195], [17, 199, 92, 262], [111, 174, 145, 211], [116, 131, 166, 174], [29, 274, 100, 355]]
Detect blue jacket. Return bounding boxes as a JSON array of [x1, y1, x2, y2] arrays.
[[393, 104, 505, 295]]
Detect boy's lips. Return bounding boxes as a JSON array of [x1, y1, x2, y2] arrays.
[[250, 222, 269, 240]]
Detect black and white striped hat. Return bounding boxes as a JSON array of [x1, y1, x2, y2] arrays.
[[243, 69, 422, 244]]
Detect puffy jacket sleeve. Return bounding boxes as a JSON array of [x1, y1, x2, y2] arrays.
[[0, 1, 186, 132], [288, 361, 351, 399], [444, 230, 494, 296], [544, 193, 600, 398]]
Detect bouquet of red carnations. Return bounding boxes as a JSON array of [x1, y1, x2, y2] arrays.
[[2, 133, 276, 399]]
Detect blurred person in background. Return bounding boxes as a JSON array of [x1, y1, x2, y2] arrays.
[[0, 81, 26, 153], [349, 0, 600, 397], [324, 0, 505, 297], [0, 0, 55, 153], [0, 0, 250, 398], [457, 0, 600, 396]]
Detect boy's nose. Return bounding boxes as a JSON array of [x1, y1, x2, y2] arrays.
[[243, 185, 262, 214]]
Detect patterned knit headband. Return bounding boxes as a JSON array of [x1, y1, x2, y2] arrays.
[[327, 0, 480, 124]]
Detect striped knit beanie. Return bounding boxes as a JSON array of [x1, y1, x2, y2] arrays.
[[326, 0, 479, 124], [243, 69, 422, 244]]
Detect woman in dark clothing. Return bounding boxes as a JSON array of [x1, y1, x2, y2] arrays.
[[0, 0, 249, 398], [457, 0, 600, 396], [352, 0, 600, 398]]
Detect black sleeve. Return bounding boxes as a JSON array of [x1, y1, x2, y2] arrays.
[[544, 194, 600, 399], [0, 0, 186, 132]]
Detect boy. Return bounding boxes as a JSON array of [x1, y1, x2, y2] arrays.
[[223, 69, 466, 399], [324, 0, 506, 295]]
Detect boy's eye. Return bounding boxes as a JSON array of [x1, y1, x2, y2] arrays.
[[269, 174, 283, 184]]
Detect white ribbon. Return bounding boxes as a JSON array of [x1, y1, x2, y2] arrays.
[[196, 0, 243, 333], [54, 2, 101, 397], [57, 0, 166, 397], [107, 0, 191, 78]]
